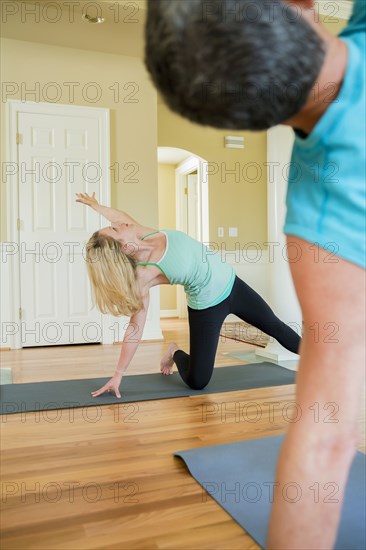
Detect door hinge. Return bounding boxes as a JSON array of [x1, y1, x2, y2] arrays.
[[16, 133, 23, 145], [19, 307, 22, 320], [17, 218, 21, 231], [184, 186, 188, 195]]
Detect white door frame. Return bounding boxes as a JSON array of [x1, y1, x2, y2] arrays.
[[175, 155, 209, 318], [175, 156, 209, 243], [5, 100, 111, 348], [255, 125, 302, 364]]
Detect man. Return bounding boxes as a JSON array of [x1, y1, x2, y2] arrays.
[[144, 1, 366, 548]]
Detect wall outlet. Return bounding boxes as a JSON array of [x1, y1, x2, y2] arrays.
[[229, 227, 238, 237], [218, 227, 224, 237]]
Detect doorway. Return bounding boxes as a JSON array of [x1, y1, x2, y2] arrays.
[[157, 148, 209, 319], [5, 100, 110, 347]]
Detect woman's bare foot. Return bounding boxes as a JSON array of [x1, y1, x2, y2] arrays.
[[160, 343, 179, 375]]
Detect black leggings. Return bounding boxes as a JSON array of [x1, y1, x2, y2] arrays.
[[173, 276, 301, 390]]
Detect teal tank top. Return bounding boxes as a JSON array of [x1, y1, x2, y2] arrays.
[[136, 230, 236, 310]]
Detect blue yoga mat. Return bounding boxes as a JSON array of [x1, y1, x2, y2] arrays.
[[175, 435, 366, 550]]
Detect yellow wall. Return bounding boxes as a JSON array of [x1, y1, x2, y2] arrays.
[[158, 164, 177, 232], [158, 103, 268, 250], [0, 37, 158, 240], [321, 13, 348, 35], [158, 163, 177, 312]]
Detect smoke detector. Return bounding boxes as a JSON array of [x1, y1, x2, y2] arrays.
[[82, 13, 105, 24]]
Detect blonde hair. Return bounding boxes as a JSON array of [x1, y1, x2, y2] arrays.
[[85, 231, 144, 316]]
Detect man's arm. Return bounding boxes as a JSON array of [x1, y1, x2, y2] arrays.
[[266, 236, 365, 549]]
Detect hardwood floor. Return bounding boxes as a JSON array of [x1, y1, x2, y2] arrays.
[[1, 319, 365, 549]]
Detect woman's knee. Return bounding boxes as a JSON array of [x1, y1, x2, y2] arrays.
[[186, 367, 212, 390], [187, 379, 210, 390]]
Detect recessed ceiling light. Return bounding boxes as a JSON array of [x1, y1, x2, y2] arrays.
[[82, 13, 105, 24]]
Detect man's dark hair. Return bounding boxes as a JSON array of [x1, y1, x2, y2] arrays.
[[145, 0, 326, 130]]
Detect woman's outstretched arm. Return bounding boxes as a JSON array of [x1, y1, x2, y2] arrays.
[[114, 294, 150, 377], [90, 293, 150, 398], [76, 192, 140, 225]]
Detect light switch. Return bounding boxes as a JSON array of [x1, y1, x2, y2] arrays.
[[218, 227, 224, 237], [229, 227, 238, 237]]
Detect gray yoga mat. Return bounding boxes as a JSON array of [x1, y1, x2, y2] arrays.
[[174, 434, 366, 550], [223, 350, 298, 371], [0, 362, 295, 415]]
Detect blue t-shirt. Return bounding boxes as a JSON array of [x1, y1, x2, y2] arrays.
[[284, 0, 366, 268]]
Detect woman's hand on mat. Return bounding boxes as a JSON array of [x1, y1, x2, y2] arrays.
[[75, 192, 99, 207], [91, 373, 122, 398]]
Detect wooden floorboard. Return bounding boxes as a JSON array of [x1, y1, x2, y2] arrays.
[[1, 319, 365, 549]]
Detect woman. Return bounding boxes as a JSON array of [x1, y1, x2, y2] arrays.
[[76, 192, 301, 398]]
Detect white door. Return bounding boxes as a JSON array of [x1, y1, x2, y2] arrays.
[[181, 173, 199, 239], [18, 111, 106, 347], [186, 174, 198, 239], [178, 172, 199, 318]]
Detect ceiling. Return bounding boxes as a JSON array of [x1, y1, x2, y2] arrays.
[[1, 1, 353, 60], [0, 0, 147, 58]]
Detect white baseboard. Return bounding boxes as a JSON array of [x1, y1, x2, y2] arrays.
[[0, 243, 15, 348], [160, 310, 179, 318]]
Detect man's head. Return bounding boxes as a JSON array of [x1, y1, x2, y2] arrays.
[[145, 0, 326, 130]]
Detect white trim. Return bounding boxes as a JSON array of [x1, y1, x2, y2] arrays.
[[175, 155, 210, 318], [0, 243, 14, 347], [5, 102, 21, 348], [315, 0, 353, 20], [160, 310, 179, 318], [254, 126, 302, 363], [140, 329, 164, 340], [200, 161, 210, 244], [175, 155, 210, 244], [176, 156, 200, 176], [255, 342, 299, 365], [5, 99, 111, 348], [264, 126, 302, 327]]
